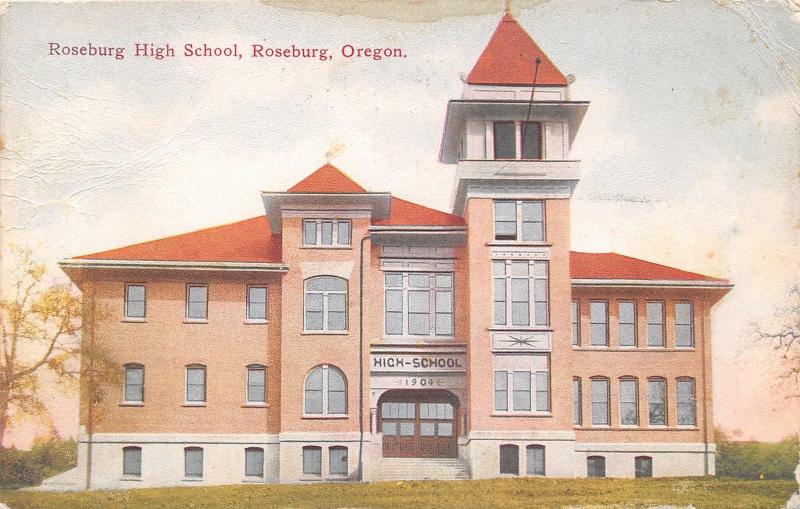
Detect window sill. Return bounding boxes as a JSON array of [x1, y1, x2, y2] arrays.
[[242, 476, 265, 483], [300, 245, 352, 250], [182, 402, 207, 407], [301, 331, 350, 336], [491, 412, 552, 418], [119, 402, 144, 407], [486, 242, 551, 247], [488, 326, 552, 332], [242, 403, 269, 408], [382, 336, 456, 341], [244, 319, 268, 325], [327, 475, 349, 481], [121, 317, 147, 323], [120, 476, 142, 481], [182, 477, 203, 482], [302, 414, 349, 420], [300, 476, 323, 482], [183, 319, 208, 324]]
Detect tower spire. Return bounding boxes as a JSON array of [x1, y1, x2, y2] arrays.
[[503, 0, 511, 14]]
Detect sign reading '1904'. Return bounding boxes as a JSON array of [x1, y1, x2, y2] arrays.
[[371, 353, 466, 373]]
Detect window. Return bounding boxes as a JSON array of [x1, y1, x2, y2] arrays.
[[591, 378, 610, 426], [493, 121, 516, 159], [380, 402, 416, 436], [329, 446, 348, 476], [675, 302, 694, 347], [184, 447, 203, 478], [246, 365, 266, 404], [526, 445, 545, 476], [647, 301, 665, 347], [494, 356, 549, 413], [125, 284, 145, 319], [302, 219, 351, 246], [123, 364, 144, 403], [618, 301, 637, 347], [571, 301, 580, 346], [573, 378, 582, 425], [587, 456, 606, 478], [186, 285, 208, 321], [648, 378, 667, 425], [677, 378, 696, 426], [635, 456, 653, 478], [185, 365, 206, 403], [122, 446, 142, 477], [590, 302, 608, 346], [304, 276, 347, 332], [521, 121, 543, 160], [493, 200, 545, 242], [384, 272, 453, 337], [492, 259, 549, 327], [245, 447, 264, 477], [619, 378, 638, 426], [304, 365, 347, 415], [247, 286, 268, 321], [302, 446, 322, 476], [492, 121, 544, 160], [499, 444, 519, 475]]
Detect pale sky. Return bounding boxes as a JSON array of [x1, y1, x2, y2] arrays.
[[1, 0, 798, 447]]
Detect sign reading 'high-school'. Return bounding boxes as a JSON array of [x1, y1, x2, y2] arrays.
[[371, 354, 466, 373]]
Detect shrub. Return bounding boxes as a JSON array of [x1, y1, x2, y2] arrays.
[[0, 437, 77, 489], [716, 429, 798, 479]]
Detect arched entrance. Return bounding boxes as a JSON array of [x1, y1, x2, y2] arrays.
[[377, 389, 459, 458]]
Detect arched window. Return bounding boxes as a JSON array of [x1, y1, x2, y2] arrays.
[[647, 377, 667, 426], [184, 447, 203, 478], [302, 446, 322, 476], [590, 377, 610, 426], [526, 444, 545, 476], [304, 365, 347, 415], [635, 455, 653, 478], [245, 447, 264, 478], [122, 446, 141, 477], [676, 377, 696, 426], [123, 363, 144, 403], [329, 446, 348, 477], [499, 444, 519, 475], [587, 455, 606, 478], [619, 377, 639, 426], [304, 276, 347, 332]]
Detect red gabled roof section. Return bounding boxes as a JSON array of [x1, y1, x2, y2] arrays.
[[287, 163, 367, 194], [373, 196, 465, 227], [467, 13, 568, 86], [75, 216, 281, 263], [570, 252, 727, 282]]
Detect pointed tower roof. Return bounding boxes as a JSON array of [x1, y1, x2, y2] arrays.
[[466, 13, 568, 87], [287, 163, 366, 193]]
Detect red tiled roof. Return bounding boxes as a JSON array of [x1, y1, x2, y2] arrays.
[[75, 216, 281, 263], [570, 252, 726, 282], [467, 13, 568, 86], [373, 197, 465, 227], [287, 164, 366, 193]]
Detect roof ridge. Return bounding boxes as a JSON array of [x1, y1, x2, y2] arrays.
[[286, 163, 367, 193]]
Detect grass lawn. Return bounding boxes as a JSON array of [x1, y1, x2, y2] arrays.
[[0, 477, 796, 509]]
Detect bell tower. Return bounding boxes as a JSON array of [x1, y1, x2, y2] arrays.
[[439, 12, 589, 478]]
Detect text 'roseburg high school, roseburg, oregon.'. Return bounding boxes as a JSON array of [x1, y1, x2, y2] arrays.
[[50, 12, 731, 490]]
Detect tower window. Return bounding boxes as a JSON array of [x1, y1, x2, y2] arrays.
[[493, 122, 516, 159], [521, 121, 543, 159], [492, 121, 544, 160]]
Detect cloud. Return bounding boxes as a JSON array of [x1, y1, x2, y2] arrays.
[[753, 92, 799, 130]]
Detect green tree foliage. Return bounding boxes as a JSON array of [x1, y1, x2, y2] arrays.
[[0, 436, 77, 488], [716, 428, 798, 479]]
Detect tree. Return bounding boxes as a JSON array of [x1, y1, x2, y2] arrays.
[[0, 246, 117, 449], [756, 285, 800, 399]]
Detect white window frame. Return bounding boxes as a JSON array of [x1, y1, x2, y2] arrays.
[[303, 276, 348, 333], [303, 364, 348, 417], [124, 283, 146, 320], [383, 272, 454, 338], [122, 446, 142, 478], [675, 302, 694, 348], [526, 444, 546, 476], [618, 301, 637, 347], [493, 200, 546, 242], [619, 378, 639, 426], [647, 301, 665, 348], [302, 219, 352, 247], [185, 284, 208, 322], [245, 364, 267, 404], [647, 377, 668, 426], [122, 363, 144, 404], [589, 301, 609, 347], [246, 285, 268, 323], [591, 377, 610, 426], [244, 447, 265, 478], [184, 447, 203, 479], [492, 259, 549, 328], [302, 446, 322, 477], [493, 354, 550, 415], [328, 446, 348, 477], [676, 378, 697, 426], [571, 300, 580, 346], [573, 377, 582, 426], [185, 364, 207, 405]]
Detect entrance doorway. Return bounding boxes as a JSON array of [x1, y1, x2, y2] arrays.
[[378, 390, 458, 458]]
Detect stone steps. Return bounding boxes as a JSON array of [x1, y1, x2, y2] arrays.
[[371, 457, 471, 481]]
